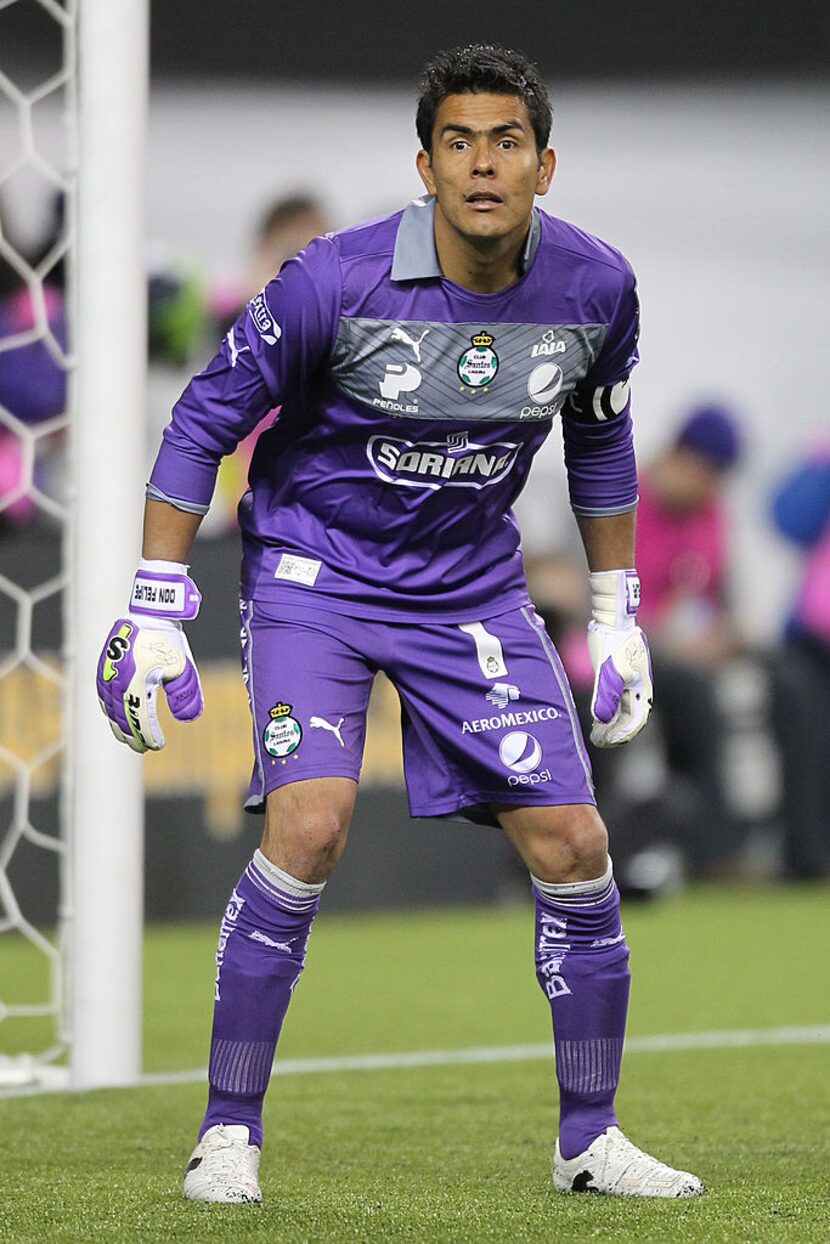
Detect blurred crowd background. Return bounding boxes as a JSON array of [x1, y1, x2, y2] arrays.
[[1, 0, 828, 920]]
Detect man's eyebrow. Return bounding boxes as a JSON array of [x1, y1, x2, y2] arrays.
[[440, 120, 527, 139]]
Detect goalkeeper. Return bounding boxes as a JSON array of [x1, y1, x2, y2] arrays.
[[98, 44, 702, 1204]]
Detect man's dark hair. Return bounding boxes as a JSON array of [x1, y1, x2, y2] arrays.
[[416, 45, 552, 155]]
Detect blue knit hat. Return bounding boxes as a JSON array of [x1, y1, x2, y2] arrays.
[[676, 404, 743, 470]]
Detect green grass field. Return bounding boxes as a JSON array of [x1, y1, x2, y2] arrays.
[[1, 884, 829, 1243]]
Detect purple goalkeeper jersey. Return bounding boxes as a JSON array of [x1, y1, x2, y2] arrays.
[[149, 197, 639, 621]]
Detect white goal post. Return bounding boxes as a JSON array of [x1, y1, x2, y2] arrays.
[[0, 0, 148, 1091], [69, 0, 149, 1088]]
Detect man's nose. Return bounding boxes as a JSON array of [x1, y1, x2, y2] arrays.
[[471, 143, 495, 175]]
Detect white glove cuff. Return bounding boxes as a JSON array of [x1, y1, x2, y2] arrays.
[[131, 559, 201, 620], [589, 568, 641, 629], [138, 557, 190, 575]]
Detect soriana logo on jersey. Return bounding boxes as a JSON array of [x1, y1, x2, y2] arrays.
[[366, 430, 519, 490]]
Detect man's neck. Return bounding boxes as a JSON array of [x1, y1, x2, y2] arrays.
[[433, 208, 529, 294]]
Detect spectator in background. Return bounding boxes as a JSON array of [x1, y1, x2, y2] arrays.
[[212, 193, 330, 334], [529, 404, 748, 881], [769, 444, 830, 879], [145, 244, 211, 485], [147, 245, 209, 369], [207, 193, 331, 531], [635, 403, 745, 874], [636, 405, 744, 660]]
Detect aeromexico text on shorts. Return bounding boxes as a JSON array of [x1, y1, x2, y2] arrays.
[[461, 706, 560, 734]]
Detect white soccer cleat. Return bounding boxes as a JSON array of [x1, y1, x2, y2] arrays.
[[553, 1126, 704, 1197], [183, 1123, 262, 1204]]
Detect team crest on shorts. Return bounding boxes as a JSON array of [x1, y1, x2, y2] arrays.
[[457, 331, 499, 391], [263, 702, 302, 759]]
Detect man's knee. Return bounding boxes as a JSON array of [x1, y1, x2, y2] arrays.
[[261, 778, 355, 883], [497, 802, 609, 884], [565, 805, 609, 869]]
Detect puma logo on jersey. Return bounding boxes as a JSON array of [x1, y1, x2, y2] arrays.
[[309, 715, 346, 747], [226, 326, 250, 367], [249, 930, 293, 952], [389, 325, 430, 362]]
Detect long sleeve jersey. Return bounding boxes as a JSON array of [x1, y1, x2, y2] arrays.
[[149, 196, 640, 622]]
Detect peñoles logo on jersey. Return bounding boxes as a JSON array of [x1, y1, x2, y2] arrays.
[[367, 430, 519, 490]]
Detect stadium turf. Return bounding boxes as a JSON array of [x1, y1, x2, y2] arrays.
[[1, 884, 828, 1242]]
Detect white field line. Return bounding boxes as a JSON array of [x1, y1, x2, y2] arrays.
[[2, 1024, 828, 1098], [142, 1023, 830, 1086]]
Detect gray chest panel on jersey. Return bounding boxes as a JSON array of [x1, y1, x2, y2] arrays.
[[329, 317, 607, 423]]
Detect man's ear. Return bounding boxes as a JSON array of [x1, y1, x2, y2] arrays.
[[416, 148, 436, 196], [536, 147, 556, 197]]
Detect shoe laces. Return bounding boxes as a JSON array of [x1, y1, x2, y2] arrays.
[[202, 1127, 257, 1175], [606, 1132, 681, 1187]]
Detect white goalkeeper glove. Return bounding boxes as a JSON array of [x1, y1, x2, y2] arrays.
[[96, 559, 204, 753], [587, 568, 653, 748]]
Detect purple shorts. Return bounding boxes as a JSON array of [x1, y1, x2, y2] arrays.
[[240, 599, 594, 825]]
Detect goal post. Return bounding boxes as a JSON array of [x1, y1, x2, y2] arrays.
[[68, 0, 149, 1088]]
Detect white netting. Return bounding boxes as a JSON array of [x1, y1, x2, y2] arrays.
[[0, 0, 76, 1086]]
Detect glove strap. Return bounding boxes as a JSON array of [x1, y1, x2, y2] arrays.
[[589, 568, 640, 628], [130, 558, 202, 621]]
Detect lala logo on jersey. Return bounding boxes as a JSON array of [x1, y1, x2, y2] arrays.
[[531, 329, 567, 358], [367, 429, 519, 491], [457, 331, 499, 392], [248, 290, 281, 345]]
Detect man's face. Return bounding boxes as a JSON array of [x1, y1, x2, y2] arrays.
[[416, 92, 554, 247], [661, 447, 726, 511]]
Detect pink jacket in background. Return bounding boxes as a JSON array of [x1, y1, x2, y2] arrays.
[[634, 475, 726, 636]]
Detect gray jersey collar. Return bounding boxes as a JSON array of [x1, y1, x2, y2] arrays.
[[391, 194, 541, 282]]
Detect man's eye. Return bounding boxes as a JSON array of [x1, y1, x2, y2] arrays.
[[451, 140, 468, 151]]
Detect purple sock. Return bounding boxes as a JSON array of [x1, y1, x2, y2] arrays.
[[199, 849, 324, 1148], [532, 860, 630, 1160]]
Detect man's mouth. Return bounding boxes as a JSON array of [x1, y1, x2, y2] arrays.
[[465, 192, 503, 208]]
